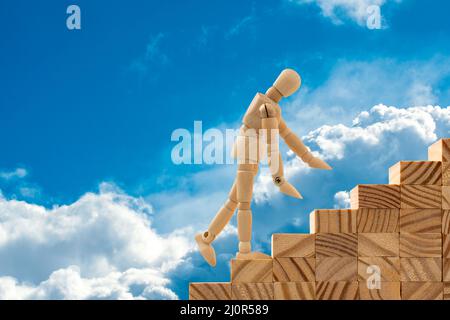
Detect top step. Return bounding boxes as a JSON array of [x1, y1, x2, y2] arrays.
[[429, 139, 450, 162]]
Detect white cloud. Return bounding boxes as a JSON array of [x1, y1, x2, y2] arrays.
[[333, 191, 350, 208], [0, 182, 191, 299], [0, 168, 27, 180], [253, 104, 450, 203], [283, 58, 450, 135], [291, 0, 400, 26]]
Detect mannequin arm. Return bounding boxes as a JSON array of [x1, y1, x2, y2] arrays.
[[260, 104, 302, 199], [279, 118, 332, 170]]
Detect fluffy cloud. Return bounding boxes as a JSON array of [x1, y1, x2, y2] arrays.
[[0, 183, 191, 299], [283, 58, 450, 135], [291, 0, 400, 26], [333, 191, 351, 208], [254, 104, 450, 204]]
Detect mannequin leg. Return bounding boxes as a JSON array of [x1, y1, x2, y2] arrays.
[[236, 163, 270, 260], [195, 181, 237, 267]]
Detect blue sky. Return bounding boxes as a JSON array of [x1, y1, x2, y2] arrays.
[[1, 0, 450, 299]]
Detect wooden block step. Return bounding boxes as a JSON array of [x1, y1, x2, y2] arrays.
[[231, 259, 273, 283], [273, 282, 315, 300], [389, 161, 441, 185], [357, 208, 399, 233], [315, 257, 357, 281], [273, 258, 315, 282], [443, 162, 450, 186], [400, 209, 442, 233], [271, 234, 315, 258], [309, 209, 356, 233], [189, 283, 231, 300], [351, 185, 400, 209], [445, 282, 450, 300], [315, 233, 357, 257], [401, 282, 443, 300], [443, 186, 450, 209], [444, 210, 450, 234], [358, 233, 399, 257], [401, 185, 441, 208], [444, 235, 450, 257], [399, 233, 442, 257], [315, 281, 359, 300], [231, 283, 273, 300], [400, 258, 442, 281], [358, 257, 400, 282], [428, 138, 450, 162], [359, 282, 400, 300]]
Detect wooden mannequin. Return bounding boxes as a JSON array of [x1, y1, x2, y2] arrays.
[[195, 69, 332, 266]]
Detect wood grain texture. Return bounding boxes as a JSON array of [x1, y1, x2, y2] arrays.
[[445, 282, 450, 300], [358, 257, 400, 282], [401, 282, 443, 300], [273, 258, 315, 282], [271, 234, 315, 258], [400, 258, 442, 281], [389, 161, 441, 185], [309, 209, 356, 233], [428, 138, 450, 162], [315, 281, 359, 300], [399, 233, 442, 257], [273, 282, 315, 300], [189, 282, 231, 300], [315, 257, 357, 281], [444, 235, 450, 257], [443, 186, 450, 209], [443, 162, 450, 186], [231, 259, 273, 283], [444, 259, 450, 281], [400, 209, 442, 233], [443, 210, 450, 234], [231, 283, 274, 300], [401, 185, 441, 209], [357, 209, 399, 233], [359, 282, 400, 300], [315, 233, 357, 257], [350, 185, 400, 209], [358, 233, 399, 257], [442, 258, 450, 281]]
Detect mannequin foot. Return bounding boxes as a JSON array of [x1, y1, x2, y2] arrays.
[[236, 251, 271, 260], [195, 233, 216, 267]]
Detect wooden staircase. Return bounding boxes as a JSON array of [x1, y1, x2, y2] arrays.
[[189, 138, 450, 300]]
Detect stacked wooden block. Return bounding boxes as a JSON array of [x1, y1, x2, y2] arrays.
[[189, 139, 450, 300]]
